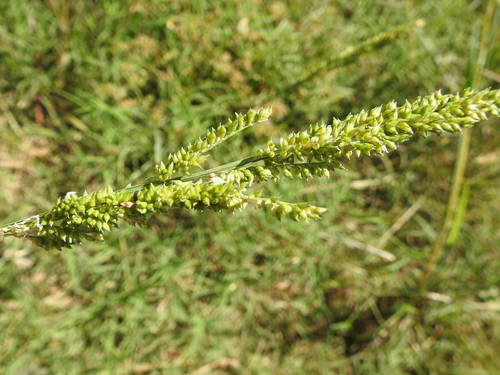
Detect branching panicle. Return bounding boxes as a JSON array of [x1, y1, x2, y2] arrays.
[[1, 88, 499, 250], [155, 108, 272, 180]]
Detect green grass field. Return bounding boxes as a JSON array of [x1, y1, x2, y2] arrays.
[[1, 1, 500, 374]]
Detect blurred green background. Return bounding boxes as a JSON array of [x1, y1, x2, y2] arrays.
[[1, 1, 500, 374]]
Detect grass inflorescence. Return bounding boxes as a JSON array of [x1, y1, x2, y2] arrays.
[[2, 88, 499, 251]]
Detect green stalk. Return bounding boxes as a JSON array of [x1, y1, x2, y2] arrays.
[[417, 0, 499, 292], [287, 21, 421, 91]]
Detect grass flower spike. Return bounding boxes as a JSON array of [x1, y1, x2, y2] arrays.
[[1, 88, 499, 251]]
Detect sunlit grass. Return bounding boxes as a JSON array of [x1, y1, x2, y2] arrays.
[[1, 0, 499, 374]]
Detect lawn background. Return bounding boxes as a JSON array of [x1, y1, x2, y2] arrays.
[[1, 1, 500, 374]]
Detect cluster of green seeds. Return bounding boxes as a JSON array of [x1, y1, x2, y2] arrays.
[[27, 187, 134, 250], [155, 108, 272, 180], [258, 88, 500, 167], [1, 88, 499, 250]]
